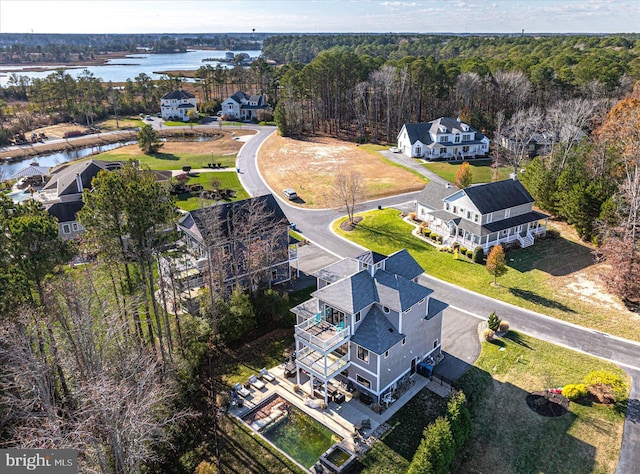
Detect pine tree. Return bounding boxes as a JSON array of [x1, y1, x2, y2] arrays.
[[488, 311, 502, 331], [486, 245, 508, 285]]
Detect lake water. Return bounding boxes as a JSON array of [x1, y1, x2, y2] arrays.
[[2, 141, 136, 178], [0, 49, 261, 86]]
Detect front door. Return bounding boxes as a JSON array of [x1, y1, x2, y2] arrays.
[[410, 358, 416, 375]]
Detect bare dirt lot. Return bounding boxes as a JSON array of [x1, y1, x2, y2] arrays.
[[258, 135, 427, 207]]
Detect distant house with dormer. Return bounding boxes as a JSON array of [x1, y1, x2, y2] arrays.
[[416, 177, 548, 251], [221, 91, 270, 121], [398, 117, 489, 160], [160, 90, 198, 121], [291, 249, 446, 405]]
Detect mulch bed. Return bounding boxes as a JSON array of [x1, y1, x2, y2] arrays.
[[340, 216, 363, 231], [526, 391, 569, 417]]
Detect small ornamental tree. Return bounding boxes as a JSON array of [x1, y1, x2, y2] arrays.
[[454, 161, 473, 189], [488, 311, 501, 331], [486, 245, 507, 285], [137, 123, 163, 154]]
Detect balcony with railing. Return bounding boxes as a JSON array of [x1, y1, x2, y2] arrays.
[[294, 313, 350, 353], [296, 346, 350, 380]]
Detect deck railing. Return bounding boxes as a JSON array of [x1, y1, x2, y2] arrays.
[[296, 347, 350, 379], [295, 314, 349, 352]]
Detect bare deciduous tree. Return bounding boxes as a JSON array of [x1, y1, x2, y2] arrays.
[[504, 106, 544, 175], [332, 171, 364, 225]]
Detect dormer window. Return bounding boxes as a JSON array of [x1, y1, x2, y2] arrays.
[[383, 306, 390, 314]]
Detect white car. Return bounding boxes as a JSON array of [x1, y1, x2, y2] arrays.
[[283, 188, 298, 200], [390, 146, 399, 153]]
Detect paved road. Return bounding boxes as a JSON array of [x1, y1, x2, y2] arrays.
[[235, 127, 640, 472]]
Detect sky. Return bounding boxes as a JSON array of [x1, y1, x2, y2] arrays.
[[0, 0, 638, 35]]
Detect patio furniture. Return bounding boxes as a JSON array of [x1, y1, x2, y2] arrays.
[[284, 361, 297, 378], [234, 383, 250, 398], [248, 375, 266, 390], [259, 367, 275, 383]]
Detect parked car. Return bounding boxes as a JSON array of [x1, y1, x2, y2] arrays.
[[283, 188, 297, 200], [145, 115, 152, 121], [390, 146, 399, 153]]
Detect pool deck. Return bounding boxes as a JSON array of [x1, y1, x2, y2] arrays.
[[230, 362, 452, 459]]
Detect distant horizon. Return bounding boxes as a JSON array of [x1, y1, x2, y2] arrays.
[[0, 31, 635, 36], [1, 1, 638, 35]]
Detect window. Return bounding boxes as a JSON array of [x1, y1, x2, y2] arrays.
[[433, 339, 439, 348], [454, 134, 461, 143], [419, 298, 425, 305], [357, 346, 369, 363], [62, 224, 70, 234], [459, 207, 464, 215], [385, 350, 389, 358], [445, 203, 450, 211], [462, 145, 470, 153], [474, 214, 479, 223], [487, 213, 493, 223], [466, 211, 471, 219], [502, 229, 508, 236], [72, 222, 79, 231], [271, 270, 278, 281], [355, 311, 361, 323], [402, 338, 406, 345], [440, 147, 447, 155], [439, 135, 448, 143], [356, 374, 371, 389], [463, 134, 471, 141], [453, 206, 457, 214], [405, 306, 412, 313], [383, 306, 390, 314]]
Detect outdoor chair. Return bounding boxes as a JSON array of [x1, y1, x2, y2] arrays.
[[259, 367, 276, 383], [234, 383, 250, 398], [248, 375, 266, 390]]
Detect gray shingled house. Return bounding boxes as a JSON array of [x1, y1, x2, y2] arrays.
[[291, 249, 446, 405], [397, 117, 490, 160], [169, 194, 297, 293], [416, 177, 548, 251], [220, 91, 270, 121]]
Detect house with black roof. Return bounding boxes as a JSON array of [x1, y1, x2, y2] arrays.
[[291, 249, 446, 405], [416, 177, 548, 251], [160, 89, 198, 121], [170, 194, 296, 292], [221, 91, 270, 121], [397, 117, 489, 160]]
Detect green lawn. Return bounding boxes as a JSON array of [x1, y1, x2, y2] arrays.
[[456, 331, 628, 474], [333, 209, 639, 341], [355, 388, 448, 473], [423, 159, 512, 183], [173, 172, 249, 211], [97, 149, 238, 171]]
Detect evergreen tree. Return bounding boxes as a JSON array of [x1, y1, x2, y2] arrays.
[[137, 123, 162, 154], [488, 311, 502, 331]]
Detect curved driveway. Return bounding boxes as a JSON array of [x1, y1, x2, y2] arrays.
[[237, 126, 640, 473]]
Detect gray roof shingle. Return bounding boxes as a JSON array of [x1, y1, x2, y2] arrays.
[[402, 117, 486, 145], [384, 249, 425, 281], [459, 179, 534, 214], [161, 90, 195, 100], [351, 305, 405, 354], [426, 298, 448, 320], [374, 270, 432, 312], [416, 181, 457, 210], [312, 270, 376, 314]]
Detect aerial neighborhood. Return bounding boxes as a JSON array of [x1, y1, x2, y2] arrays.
[[0, 20, 638, 474]]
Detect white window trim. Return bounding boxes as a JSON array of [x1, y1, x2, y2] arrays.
[[357, 346, 370, 363], [356, 374, 372, 389]]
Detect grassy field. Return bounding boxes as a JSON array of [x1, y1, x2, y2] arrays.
[[95, 117, 144, 130], [456, 331, 628, 474], [258, 135, 427, 208], [174, 172, 250, 211], [333, 209, 639, 341], [423, 159, 512, 183], [95, 130, 250, 170]]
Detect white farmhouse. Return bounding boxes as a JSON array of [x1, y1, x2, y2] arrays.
[[160, 90, 198, 121], [221, 91, 270, 121], [398, 117, 489, 160]]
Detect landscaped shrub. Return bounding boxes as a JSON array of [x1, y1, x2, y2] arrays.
[[472, 246, 484, 264], [583, 370, 627, 403], [407, 417, 455, 474], [488, 311, 502, 331], [482, 328, 495, 341], [466, 249, 474, 259], [562, 384, 588, 401], [446, 392, 471, 450], [195, 461, 218, 474], [409, 212, 417, 221], [498, 321, 510, 333], [452, 242, 460, 250], [437, 236, 443, 243], [423, 230, 432, 239], [460, 247, 468, 255]]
